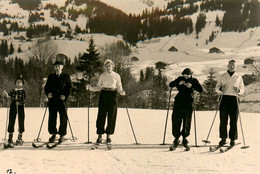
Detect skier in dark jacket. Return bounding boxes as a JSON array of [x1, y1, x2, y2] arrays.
[[169, 68, 203, 148], [44, 53, 72, 143], [3, 76, 26, 147]]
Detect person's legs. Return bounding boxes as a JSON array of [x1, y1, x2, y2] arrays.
[[48, 102, 58, 142], [58, 101, 68, 137]]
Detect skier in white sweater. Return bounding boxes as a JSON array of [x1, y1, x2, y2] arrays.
[[215, 59, 244, 147]]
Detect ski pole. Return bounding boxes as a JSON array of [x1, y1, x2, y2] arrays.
[[66, 111, 77, 142], [85, 90, 92, 144], [161, 88, 172, 145], [202, 95, 223, 145], [15, 95, 20, 133], [34, 105, 48, 142], [236, 96, 249, 149], [192, 91, 198, 147], [193, 108, 198, 147], [2, 102, 9, 142], [124, 96, 140, 145]]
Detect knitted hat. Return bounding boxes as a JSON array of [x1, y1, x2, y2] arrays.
[[15, 74, 25, 85], [182, 68, 193, 75]]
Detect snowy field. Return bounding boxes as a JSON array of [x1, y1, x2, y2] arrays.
[[0, 107, 259, 174]]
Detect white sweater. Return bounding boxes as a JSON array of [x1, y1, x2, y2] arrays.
[[215, 71, 244, 96], [91, 71, 125, 95]]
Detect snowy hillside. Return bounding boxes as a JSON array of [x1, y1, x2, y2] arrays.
[[0, 0, 259, 112], [0, 108, 259, 174]]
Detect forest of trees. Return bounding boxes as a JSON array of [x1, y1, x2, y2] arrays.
[[0, 0, 258, 45], [0, 0, 259, 109], [0, 36, 233, 111]]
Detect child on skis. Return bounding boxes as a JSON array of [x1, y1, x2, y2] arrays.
[[3, 76, 26, 147], [86, 59, 125, 145]]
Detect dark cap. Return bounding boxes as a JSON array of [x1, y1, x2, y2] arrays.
[[15, 74, 25, 85], [53, 53, 67, 65], [228, 59, 236, 63], [182, 68, 193, 75]]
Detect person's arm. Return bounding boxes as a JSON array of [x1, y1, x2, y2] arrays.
[[116, 74, 125, 96], [44, 75, 52, 98], [235, 76, 244, 95], [23, 90, 26, 104], [86, 74, 102, 92], [193, 78, 203, 93], [62, 74, 72, 100], [169, 77, 180, 88], [215, 75, 224, 95]]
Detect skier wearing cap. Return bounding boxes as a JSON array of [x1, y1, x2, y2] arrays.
[[215, 60, 244, 147], [169, 68, 203, 149], [86, 59, 125, 146], [44, 53, 72, 143], [3, 76, 26, 148]]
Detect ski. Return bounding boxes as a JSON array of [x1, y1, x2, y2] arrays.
[[3, 142, 14, 149], [209, 145, 222, 152], [184, 145, 190, 151], [169, 145, 190, 151], [46, 138, 69, 149], [220, 143, 241, 153], [169, 145, 177, 151], [90, 142, 100, 150], [107, 142, 112, 150], [32, 142, 49, 148]]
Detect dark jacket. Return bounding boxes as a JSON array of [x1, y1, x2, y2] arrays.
[[44, 73, 72, 101], [8, 89, 26, 105], [169, 76, 203, 109]]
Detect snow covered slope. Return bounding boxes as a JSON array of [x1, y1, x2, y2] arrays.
[[0, 108, 259, 174]]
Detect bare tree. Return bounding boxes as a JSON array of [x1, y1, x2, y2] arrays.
[[28, 37, 59, 106], [101, 40, 131, 74]]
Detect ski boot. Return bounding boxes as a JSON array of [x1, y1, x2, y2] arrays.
[[230, 139, 235, 147], [58, 136, 66, 143], [91, 135, 102, 150], [16, 133, 24, 145], [4, 133, 14, 148], [182, 138, 190, 151], [219, 138, 227, 146], [169, 138, 180, 151], [106, 135, 112, 150], [49, 134, 56, 143]]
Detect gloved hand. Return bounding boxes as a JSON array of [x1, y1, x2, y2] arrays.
[[47, 93, 53, 99], [60, 95, 65, 101]]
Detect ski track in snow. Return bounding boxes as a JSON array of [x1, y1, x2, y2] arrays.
[[0, 108, 259, 174]]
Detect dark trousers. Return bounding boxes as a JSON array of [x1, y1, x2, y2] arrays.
[[96, 90, 118, 135], [171, 104, 193, 139], [48, 100, 68, 136], [219, 95, 239, 140], [8, 102, 25, 133]]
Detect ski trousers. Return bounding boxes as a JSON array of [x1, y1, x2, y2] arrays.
[[96, 90, 118, 135], [171, 103, 193, 139], [8, 102, 25, 133], [48, 99, 68, 136], [219, 95, 239, 140]]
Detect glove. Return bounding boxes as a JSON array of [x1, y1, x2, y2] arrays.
[[186, 83, 192, 88], [121, 91, 126, 96], [233, 86, 240, 93], [86, 84, 91, 91], [47, 93, 53, 99], [60, 95, 65, 101], [179, 81, 185, 85]]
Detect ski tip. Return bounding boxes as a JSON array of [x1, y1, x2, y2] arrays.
[[220, 148, 225, 153]]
